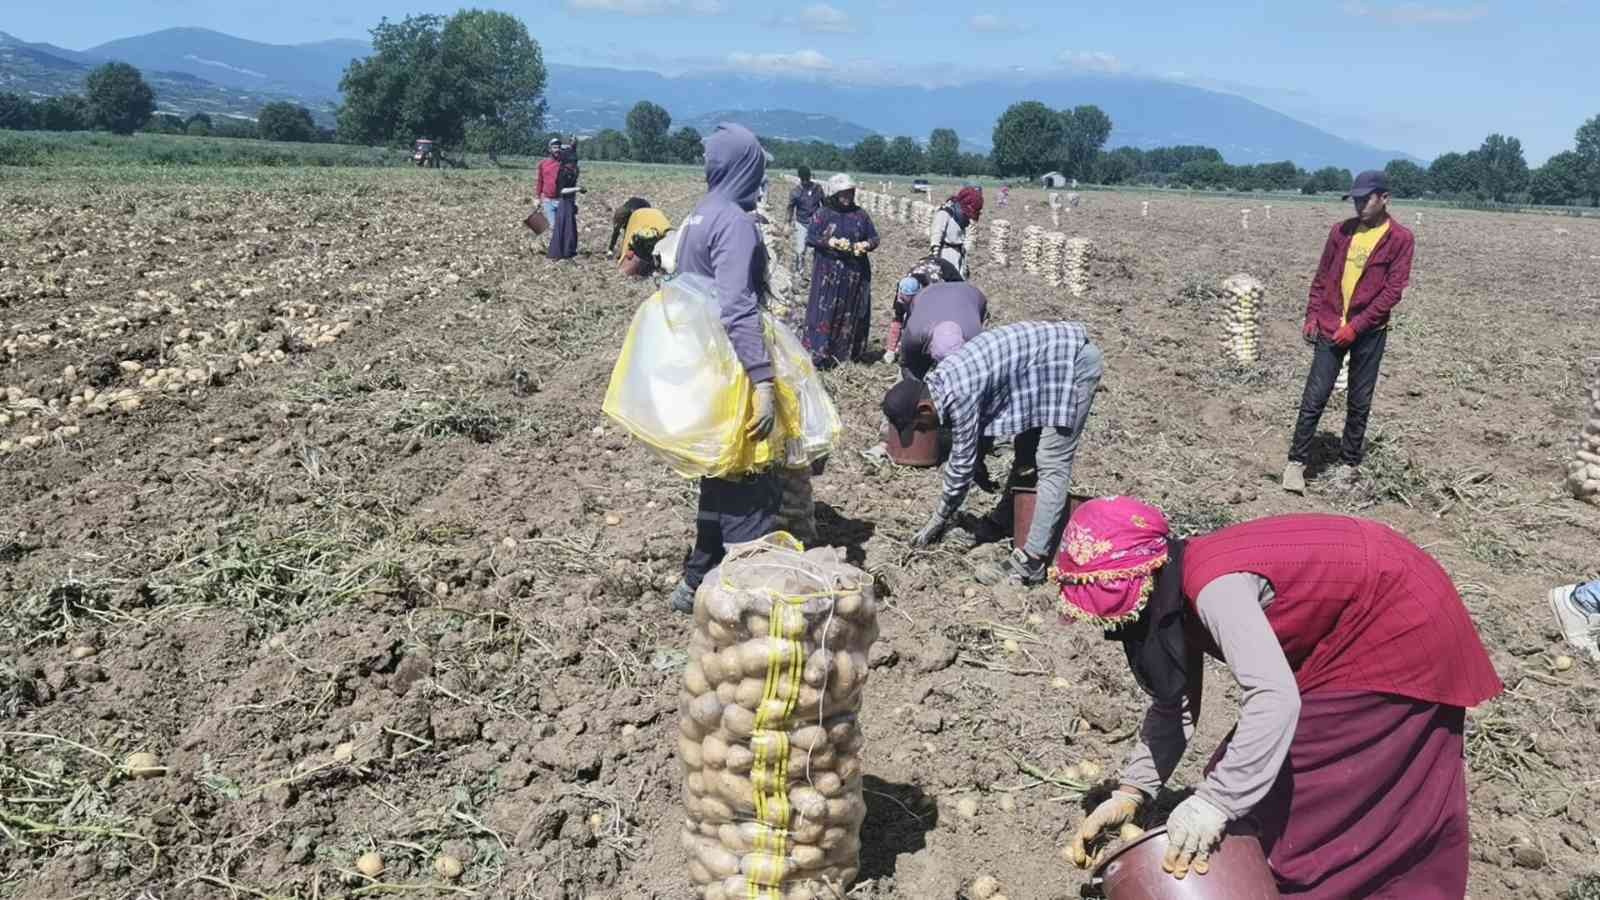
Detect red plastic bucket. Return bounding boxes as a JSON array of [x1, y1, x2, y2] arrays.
[[1094, 826, 1279, 900], [882, 400, 940, 467], [524, 208, 549, 235], [1012, 491, 1088, 553]]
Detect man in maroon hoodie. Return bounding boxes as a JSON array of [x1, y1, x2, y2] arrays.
[[1283, 170, 1415, 494]]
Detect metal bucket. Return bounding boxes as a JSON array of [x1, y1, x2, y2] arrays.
[[1093, 826, 1279, 900]]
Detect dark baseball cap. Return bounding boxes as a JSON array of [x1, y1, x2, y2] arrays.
[[1343, 170, 1389, 200], [882, 376, 933, 446]]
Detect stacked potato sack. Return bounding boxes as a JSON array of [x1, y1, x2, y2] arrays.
[[1021, 226, 1044, 275], [679, 537, 878, 900], [1219, 274, 1265, 365], [1041, 232, 1067, 287], [913, 201, 933, 231], [1066, 192, 1081, 210], [1240, 209, 1252, 231], [1565, 369, 1600, 504], [1063, 238, 1090, 298], [1049, 193, 1063, 228], [897, 197, 912, 224], [1141, 201, 1149, 218], [988, 219, 1010, 267]]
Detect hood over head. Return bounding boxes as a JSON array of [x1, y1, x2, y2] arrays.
[[703, 123, 767, 211]]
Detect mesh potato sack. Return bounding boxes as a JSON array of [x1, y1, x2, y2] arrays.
[[1566, 366, 1600, 504], [678, 535, 878, 900], [1220, 273, 1264, 365]]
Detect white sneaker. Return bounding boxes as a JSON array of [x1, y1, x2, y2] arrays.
[[1282, 462, 1306, 495], [1548, 585, 1600, 661]]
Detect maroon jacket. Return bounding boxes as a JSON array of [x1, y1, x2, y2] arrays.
[[1183, 515, 1501, 709], [1304, 215, 1414, 338]]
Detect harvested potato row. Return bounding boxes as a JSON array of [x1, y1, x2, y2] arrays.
[[1063, 237, 1091, 299], [1021, 225, 1044, 275], [678, 538, 878, 898], [1220, 273, 1265, 365], [987, 219, 1010, 267], [1565, 379, 1600, 503]]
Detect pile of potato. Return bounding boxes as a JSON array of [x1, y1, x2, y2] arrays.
[[1049, 192, 1063, 228], [774, 468, 817, 546], [1042, 232, 1067, 287], [1064, 238, 1091, 298], [1565, 371, 1600, 504], [1021, 225, 1044, 275], [897, 197, 912, 224], [1220, 274, 1265, 365], [678, 539, 878, 900], [988, 220, 1010, 267]]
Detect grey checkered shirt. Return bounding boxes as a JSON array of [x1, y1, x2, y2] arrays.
[[925, 321, 1093, 518]]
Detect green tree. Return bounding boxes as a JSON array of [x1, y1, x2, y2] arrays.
[[1475, 134, 1528, 201], [625, 101, 672, 162], [257, 102, 317, 142], [36, 95, 92, 131], [86, 62, 156, 135], [1096, 148, 1138, 184], [1060, 104, 1112, 179], [1575, 114, 1600, 206], [852, 134, 888, 173], [144, 113, 186, 134], [1382, 159, 1429, 198], [445, 10, 547, 158], [884, 136, 925, 175], [991, 100, 1063, 178], [1179, 159, 1235, 189], [1529, 151, 1586, 206], [1428, 151, 1480, 196], [669, 126, 703, 164], [957, 152, 992, 178], [588, 128, 630, 161], [186, 112, 212, 130], [1305, 166, 1353, 194], [0, 92, 37, 130], [927, 128, 960, 175]]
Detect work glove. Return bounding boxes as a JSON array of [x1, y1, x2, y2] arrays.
[[910, 510, 951, 548], [1302, 319, 1318, 344], [1332, 324, 1357, 348], [1162, 793, 1229, 879], [747, 382, 776, 441], [1067, 789, 1144, 868]]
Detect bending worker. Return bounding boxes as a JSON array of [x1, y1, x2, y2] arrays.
[[1058, 498, 1502, 897]]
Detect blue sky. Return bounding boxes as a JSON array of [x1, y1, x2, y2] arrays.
[[11, 0, 1597, 163]]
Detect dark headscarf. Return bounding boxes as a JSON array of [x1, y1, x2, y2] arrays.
[[610, 197, 652, 253]]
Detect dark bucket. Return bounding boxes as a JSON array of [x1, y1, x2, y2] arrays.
[[882, 400, 941, 467], [1093, 826, 1279, 900], [524, 208, 549, 235]]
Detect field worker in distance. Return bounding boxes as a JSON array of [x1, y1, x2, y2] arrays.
[[546, 142, 582, 261], [803, 173, 880, 367], [890, 321, 1102, 585], [534, 137, 562, 241], [1059, 499, 1502, 896], [885, 254, 963, 365], [930, 186, 983, 279], [609, 198, 672, 274], [786, 165, 825, 279], [666, 123, 780, 615], [1283, 169, 1415, 495]]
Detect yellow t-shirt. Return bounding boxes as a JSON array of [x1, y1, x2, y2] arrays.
[[619, 208, 672, 261], [1340, 219, 1391, 324]]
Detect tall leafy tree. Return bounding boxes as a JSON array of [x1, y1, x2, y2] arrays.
[[1475, 133, 1528, 201], [852, 134, 888, 173], [0, 93, 37, 130], [670, 126, 704, 163], [445, 10, 547, 158], [1575, 114, 1600, 206], [1529, 152, 1585, 206], [991, 101, 1063, 178], [1382, 159, 1430, 198], [587, 129, 630, 161], [36, 95, 91, 131], [85, 62, 156, 135], [625, 101, 672, 163], [1428, 151, 1481, 196], [885, 136, 925, 175], [1060, 104, 1112, 178], [257, 102, 317, 142], [927, 128, 960, 175]]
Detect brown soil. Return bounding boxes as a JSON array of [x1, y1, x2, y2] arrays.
[[3, 167, 1597, 900]]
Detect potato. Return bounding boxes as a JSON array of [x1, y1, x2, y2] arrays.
[[700, 796, 735, 823], [802, 649, 832, 687], [791, 843, 826, 869], [124, 752, 166, 779], [726, 744, 755, 773], [355, 851, 384, 878], [680, 736, 704, 769], [702, 733, 729, 769], [687, 860, 713, 886], [706, 589, 742, 625], [723, 704, 756, 738], [705, 884, 728, 900], [790, 786, 828, 820], [684, 661, 710, 696], [687, 771, 707, 798], [834, 590, 863, 619], [812, 771, 844, 797], [819, 825, 850, 850], [681, 714, 708, 742], [707, 619, 737, 647], [790, 815, 825, 844], [716, 771, 756, 814], [717, 646, 744, 682], [735, 677, 769, 709], [702, 650, 728, 686], [689, 693, 725, 730], [717, 680, 739, 705], [789, 725, 827, 752], [700, 843, 742, 878], [827, 651, 858, 702], [746, 614, 771, 637]]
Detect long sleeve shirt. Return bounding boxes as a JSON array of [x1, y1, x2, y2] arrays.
[[1119, 572, 1302, 819], [787, 182, 823, 225], [1304, 216, 1414, 338], [929, 206, 969, 277], [900, 282, 988, 380], [924, 321, 1091, 519], [535, 158, 560, 199]]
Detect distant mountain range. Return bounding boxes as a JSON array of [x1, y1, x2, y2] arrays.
[[0, 26, 1421, 168]]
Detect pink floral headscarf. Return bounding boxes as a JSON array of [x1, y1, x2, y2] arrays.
[[1052, 497, 1171, 628]]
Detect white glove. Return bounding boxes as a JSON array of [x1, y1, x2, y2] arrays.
[[1163, 794, 1229, 879], [1067, 789, 1143, 868], [883, 350, 898, 365], [747, 382, 776, 441]]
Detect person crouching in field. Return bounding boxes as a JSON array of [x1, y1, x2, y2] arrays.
[[885, 255, 962, 365], [609, 198, 672, 275], [666, 123, 779, 614], [1282, 170, 1414, 495], [1059, 498, 1501, 897]]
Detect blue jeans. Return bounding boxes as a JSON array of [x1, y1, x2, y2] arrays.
[[542, 200, 559, 227]]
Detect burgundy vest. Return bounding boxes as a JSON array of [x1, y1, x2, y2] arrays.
[[1182, 514, 1501, 708]]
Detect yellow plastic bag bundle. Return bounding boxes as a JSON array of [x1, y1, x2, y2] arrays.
[[604, 275, 840, 479]]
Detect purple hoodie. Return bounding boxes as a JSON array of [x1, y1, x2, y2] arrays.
[[676, 123, 774, 383]]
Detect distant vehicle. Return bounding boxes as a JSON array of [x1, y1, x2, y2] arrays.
[[412, 139, 438, 168], [911, 179, 931, 193]]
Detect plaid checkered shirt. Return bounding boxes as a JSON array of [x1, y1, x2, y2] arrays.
[[925, 321, 1093, 518]]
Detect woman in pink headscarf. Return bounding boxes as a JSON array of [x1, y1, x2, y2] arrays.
[[1057, 497, 1501, 899], [929, 187, 983, 279]]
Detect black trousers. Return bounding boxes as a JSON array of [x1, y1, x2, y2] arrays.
[[682, 472, 780, 590], [1289, 328, 1389, 466]]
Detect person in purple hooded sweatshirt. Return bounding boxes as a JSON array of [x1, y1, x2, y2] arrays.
[[667, 123, 781, 614]]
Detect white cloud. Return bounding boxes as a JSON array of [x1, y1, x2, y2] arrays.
[[1059, 50, 1124, 74], [1341, 2, 1489, 24], [726, 49, 833, 74], [565, 0, 726, 15], [968, 13, 1018, 32], [788, 3, 854, 32]]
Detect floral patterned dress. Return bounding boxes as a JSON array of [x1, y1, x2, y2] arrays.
[[802, 204, 879, 366]]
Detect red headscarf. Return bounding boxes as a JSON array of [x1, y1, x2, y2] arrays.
[[953, 187, 983, 223], [1052, 497, 1170, 627]]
